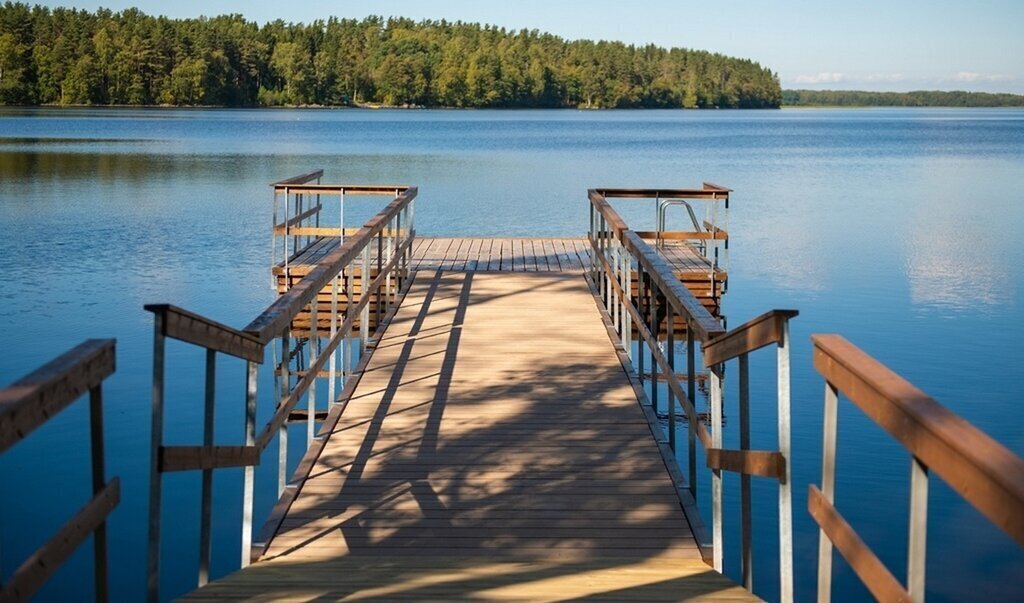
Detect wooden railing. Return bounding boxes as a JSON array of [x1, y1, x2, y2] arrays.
[[588, 188, 795, 603], [270, 168, 414, 287], [0, 340, 119, 603], [810, 335, 1024, 602], [596, 184, 730, 297], [144, 181, 416, 601], [703, 310, 796, 601]]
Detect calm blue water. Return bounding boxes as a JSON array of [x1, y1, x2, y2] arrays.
[[1, 107, 1022, 601]]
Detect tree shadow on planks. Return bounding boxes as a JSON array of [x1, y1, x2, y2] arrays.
[[184, 555, 752, 601], [215, 270, 753, 600]]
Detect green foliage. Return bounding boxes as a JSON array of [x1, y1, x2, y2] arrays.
[[0, 3, 782, 108], [783, 89, 1024, 107]]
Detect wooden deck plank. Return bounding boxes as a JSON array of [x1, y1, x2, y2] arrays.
[[192, 271, 751, 600], [503, 238, 514, 272], [185, 555, 754, 601]]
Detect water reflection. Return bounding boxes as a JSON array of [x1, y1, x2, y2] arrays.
[[903, 157, 1017, 313], [906, 224, 1013, 311], [0, 108, 1022, 602]]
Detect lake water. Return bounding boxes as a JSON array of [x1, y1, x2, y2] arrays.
[[1, 107, 1022, 601]]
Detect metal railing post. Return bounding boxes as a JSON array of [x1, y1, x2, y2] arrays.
[[778, 319, 793, 603], [637, 270, 645, 385], [283, 187, 291, 283], [329, 275, 339, 404], [687, 323, 697, 498], [739, 352, 752, 591], [345, 263, 354, 385], [710, 363, 724, 572], [667, 304, 676, 452], [240, 361, 258, 568], [620, 246, 629, 349], [376, 230, 384, 328], [589, 203, 596, 283], [146, 314, 166, 603], [609, 242, 618, 334], [650, 288, 659, 414], [361, 246, 370, 351], [385, 218, 393, 313], [307, 299, 317, 448], [278, 332, 289, 497], [198, 349, 216, 587], [908, 458, 929, 602], [817, 381, 840, 602], [601, 218, 609, 306], [271, 189, 278, 289]]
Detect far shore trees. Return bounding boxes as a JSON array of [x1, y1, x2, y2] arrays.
[[0, 4, 782, 108]]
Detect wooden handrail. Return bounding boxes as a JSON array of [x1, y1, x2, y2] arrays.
[[812, 334, 1024, 545], [622, 231, 725, 342], [145, 187, 417, 354], [593, 187, 731, 200], [0, 340, 119, 602], [253, 235, 414, 451], [273, 203, 322, 231], [703, 309, 799, 367], [144, 304, 264, 363], [808, 485, 909, 601], [270, 169, 323, 187], [702, 182, 733, 193], [245, 187, 417, 342], [588, 189, 724, 342], [1, 479, 121, 602], [588, 189, 630, 234], [273, 184, 412, 195], [0, 339, 115, 453], [634, 230, 729, 241], [588, 185, 794, 600]]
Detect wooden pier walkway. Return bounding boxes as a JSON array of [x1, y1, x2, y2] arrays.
[[10, 175, 1020, 602], [187, 270, 754, 601]]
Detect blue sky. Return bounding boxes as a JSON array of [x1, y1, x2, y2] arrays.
[[35, 0, 1024, 93]]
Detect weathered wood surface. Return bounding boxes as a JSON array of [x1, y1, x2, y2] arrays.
[[276, 236, 720, 279], [702, 309, 798, 367], [188, 272, 755, 601], [0, 339, 115, 453], [277, 235, 725, 322]]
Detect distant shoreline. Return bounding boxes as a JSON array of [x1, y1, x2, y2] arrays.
[[3, 103, 1021, 111], [782, 89, 1024, 108]]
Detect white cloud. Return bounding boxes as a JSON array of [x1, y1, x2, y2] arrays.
[[793, 72, 845, 84], [951, 71, 1015, 83], [863, 73, 907, 83]]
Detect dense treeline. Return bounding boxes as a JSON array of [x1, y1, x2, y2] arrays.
[[0, 3, 781, 108], [783, 89, 1024, 107]]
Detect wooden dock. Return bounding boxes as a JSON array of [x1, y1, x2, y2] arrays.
[[5, 173, 1022, 602], [276, 237, 725, 336], [187, 270, 753, 600]]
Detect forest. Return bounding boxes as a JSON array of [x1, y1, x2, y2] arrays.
[[782, 89, 1024, 107], [0, 3, 782, 108]]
